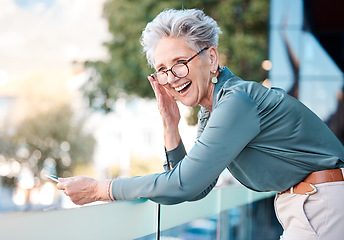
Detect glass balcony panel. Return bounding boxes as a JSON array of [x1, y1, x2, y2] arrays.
[[299, 78, 343, 121]]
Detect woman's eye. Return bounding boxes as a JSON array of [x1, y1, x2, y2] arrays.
[[177, 60, 187, 64], [157, 67, 166, 72]]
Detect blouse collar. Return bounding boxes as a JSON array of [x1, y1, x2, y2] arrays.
[[211, 66, 234, 110]]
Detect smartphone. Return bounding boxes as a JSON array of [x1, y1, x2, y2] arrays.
[[46, 174, 59, 183]]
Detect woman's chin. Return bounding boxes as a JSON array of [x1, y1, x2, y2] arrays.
[[179, 98, 198, 108]]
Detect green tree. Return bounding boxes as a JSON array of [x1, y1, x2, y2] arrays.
[[6, 104, 95, 182], [83, 0, 269, 120]]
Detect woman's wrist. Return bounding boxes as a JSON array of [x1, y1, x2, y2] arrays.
[[95, 179, 114, 202], [164, 130, 181, 151]]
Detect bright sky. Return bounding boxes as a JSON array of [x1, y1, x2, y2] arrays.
[[0, 0, 110, 83]]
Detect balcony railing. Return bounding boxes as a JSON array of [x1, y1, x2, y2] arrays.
[[0, 185, 276, 240]]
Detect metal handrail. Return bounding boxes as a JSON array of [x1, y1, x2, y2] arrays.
[[0, 185, 276, 240]]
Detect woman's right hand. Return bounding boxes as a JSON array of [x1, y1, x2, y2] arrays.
[[57, 177, 111, 205], [148, 75, 181, 150]]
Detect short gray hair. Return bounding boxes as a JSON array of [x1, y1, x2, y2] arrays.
[[140, 9, 222, 68]]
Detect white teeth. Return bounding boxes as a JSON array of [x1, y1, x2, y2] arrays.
[[175, 82, 191, 92]]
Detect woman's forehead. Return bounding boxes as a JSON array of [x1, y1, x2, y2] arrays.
[[154, 37, 194, 67]]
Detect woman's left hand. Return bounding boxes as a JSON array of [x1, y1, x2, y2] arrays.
[[57, 176, 110, 205], [148, 75, 181, 150]]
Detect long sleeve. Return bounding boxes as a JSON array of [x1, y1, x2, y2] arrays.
[[164, 141, 187, 171], [164, 140, 219, 201], [112, 89, 260, 204]]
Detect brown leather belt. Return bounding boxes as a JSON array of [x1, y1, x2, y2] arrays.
[[282, 168, 344, 195]]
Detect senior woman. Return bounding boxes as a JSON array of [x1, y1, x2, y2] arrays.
[[57, 9, 344, 239]]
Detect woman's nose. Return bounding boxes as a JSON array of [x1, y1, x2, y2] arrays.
[[167, 70, 178, 84]]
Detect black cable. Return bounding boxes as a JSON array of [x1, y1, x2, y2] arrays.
[[156, 203, 161, 240]]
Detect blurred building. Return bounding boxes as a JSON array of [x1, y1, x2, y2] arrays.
[[269, 0, 344, 143], [0, 0, 113, 211], [86, 94, 197, 178]]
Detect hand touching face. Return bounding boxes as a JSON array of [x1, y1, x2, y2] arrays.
[[153, 37, 219, 111]]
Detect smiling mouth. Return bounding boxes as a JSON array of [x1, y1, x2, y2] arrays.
[[175, 81, 191, 93]]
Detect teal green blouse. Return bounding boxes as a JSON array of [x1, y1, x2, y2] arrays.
[[112, 67, 344, 204]]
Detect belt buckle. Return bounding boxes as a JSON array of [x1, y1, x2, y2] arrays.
[[305, 183, 317, 195]]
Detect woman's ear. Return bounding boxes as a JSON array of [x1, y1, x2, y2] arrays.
[[208, 46, 219, 71]]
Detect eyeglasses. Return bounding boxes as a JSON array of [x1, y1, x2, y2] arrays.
[[151, 47, 209, 85]]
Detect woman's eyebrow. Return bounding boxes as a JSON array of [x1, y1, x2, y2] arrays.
[[156, 55, 188, 69], [172, 55, 188, 62]]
